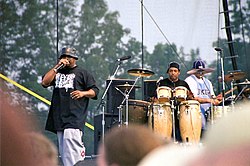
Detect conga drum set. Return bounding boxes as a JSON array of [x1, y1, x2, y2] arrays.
[[153, 85, 202, 143]]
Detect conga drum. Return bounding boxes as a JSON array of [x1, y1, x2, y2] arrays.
[[148, 102, 172, 141], [156, 86, 172, 103], [179, 100, 202, 143]]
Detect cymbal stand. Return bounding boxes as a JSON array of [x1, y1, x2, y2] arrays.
[[97, 61, 122, 143], [116, 104, 123, 127], [120, 76, 141, 126], [230, 80, 235, 111], [115, 87, 127, 127], [234, 85, 248, 103]]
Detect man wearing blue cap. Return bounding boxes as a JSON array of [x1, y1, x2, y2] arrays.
[[185, 60, 221, 132], [42, 46, 99, 165]]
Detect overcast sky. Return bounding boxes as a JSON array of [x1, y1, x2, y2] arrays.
[[106, 0, 228, 64]]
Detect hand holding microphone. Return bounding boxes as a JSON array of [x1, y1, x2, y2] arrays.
[[54, 59, 70, 72]]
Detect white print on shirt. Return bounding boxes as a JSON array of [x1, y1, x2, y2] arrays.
[[55, 73, 75, 91], [197, 89, 211, 96]]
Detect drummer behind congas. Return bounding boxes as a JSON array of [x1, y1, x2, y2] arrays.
[[185, 60, 222, 132], [154, 62, 194, 142]]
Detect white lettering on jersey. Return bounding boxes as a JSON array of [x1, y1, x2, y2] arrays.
[[55, 73, 75, 91], [197, 89, 211, 96]]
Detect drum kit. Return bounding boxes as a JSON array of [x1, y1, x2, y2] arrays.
[[114, 68, 204, 144]]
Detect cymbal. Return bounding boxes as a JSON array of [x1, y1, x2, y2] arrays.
[[127, 68, 154, 77], [224, 72, 246, 82], [116, 83, 141, 89], [235, 79, 250, 86], [187, 68, 215, 75]]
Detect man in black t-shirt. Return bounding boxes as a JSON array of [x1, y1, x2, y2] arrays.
[[158, 62, 192, 94], [156, 62, 193, 142], [41, 47, 99, 166]]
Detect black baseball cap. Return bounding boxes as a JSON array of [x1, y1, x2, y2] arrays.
[[59, 47, 78, 60], [167, 62, 180, 73]]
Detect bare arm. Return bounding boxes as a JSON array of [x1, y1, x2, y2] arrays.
[[194, 97, 221, 106], [41, 59, 69, 87], [70, 89, 96, 100]]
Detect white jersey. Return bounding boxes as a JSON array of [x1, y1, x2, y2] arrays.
[[185, 75, 215, 111]]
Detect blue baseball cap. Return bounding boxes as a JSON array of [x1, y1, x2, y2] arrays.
[[192, 60, 205, 69]]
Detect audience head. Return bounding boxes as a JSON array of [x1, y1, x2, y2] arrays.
[[1, 95, 58, 165], [97, 124, 167, 166], [138, 143, 202, 166], [26, 132, 58, 166]]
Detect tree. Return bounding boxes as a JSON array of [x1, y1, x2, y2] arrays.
[[145, 43, 200, 80]]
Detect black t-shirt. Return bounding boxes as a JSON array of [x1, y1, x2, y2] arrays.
[[158, 78, 191, 91], [45, 66, 99, 133]]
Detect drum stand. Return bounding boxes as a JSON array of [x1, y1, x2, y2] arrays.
[[170, 98, 177, 143]]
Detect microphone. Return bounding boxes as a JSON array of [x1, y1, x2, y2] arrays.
[[214, 47, 222, 52], [156, 76, 163, 84], [55, 63, 64, 71], [117, 55, 131, 61], [198, 69, 204, 75]]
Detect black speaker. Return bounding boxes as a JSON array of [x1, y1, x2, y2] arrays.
[[94, 113, 119, 155], [106, 79, 135, 114], [144, 80, 157, 101]]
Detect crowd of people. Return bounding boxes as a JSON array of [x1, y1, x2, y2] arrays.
[[2, 46, 249, 166]]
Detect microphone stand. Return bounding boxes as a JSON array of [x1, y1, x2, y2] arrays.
[[200, 75, 214, 125], [215, 48, 226, 115], [97, 61, 122, 144]]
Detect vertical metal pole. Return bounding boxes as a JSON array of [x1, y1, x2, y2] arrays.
[[171, 99, 176, 143], [140, 0, 144, 100], [56, 0, 59, 59], [217, 49, 225, 115]]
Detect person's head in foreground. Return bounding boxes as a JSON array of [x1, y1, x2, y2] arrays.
[[97, 124, 167, 166]]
